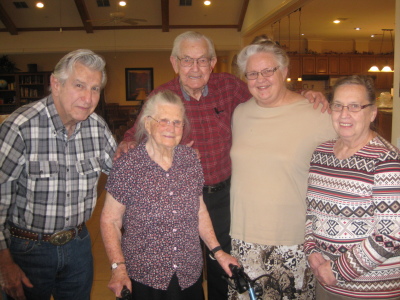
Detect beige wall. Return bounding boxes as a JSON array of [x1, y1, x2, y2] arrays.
[[7, 50, 232, 106]]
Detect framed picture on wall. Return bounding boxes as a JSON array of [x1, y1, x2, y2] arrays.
[[125, 68, 154, 101]]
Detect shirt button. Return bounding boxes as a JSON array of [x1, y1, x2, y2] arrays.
[[173, 264, 177, 269], [174, 247, 177, 251], [172, 210, 177, 214], [169, 191, 173, 196], [166, 173, 169, 177], [173, 229, 177, 233]]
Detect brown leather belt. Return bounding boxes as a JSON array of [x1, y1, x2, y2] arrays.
[[9, 223, 85, 246], [203, 177, 231, 194]]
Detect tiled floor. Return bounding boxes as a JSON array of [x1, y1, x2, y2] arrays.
[[1, 173, 208, 299]]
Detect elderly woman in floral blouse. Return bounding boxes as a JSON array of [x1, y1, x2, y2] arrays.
[[100, 90, 238, 300]]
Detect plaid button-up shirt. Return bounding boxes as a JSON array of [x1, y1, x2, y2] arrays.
[[0, 95, 116, 250], [124, 73, 251, 185]]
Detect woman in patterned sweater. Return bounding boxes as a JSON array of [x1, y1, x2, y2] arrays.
[[304, 75, 400, 299]]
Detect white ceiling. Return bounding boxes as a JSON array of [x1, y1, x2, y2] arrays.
[[0, 0, 396, 41]]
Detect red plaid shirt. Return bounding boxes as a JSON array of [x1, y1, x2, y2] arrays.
[[124, 72, 251, 185]]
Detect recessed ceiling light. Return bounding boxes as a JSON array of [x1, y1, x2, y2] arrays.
[[36, 2, 44, 8], [371, 34, 375, 37], [301, 33, 305, 36], [204, 1, 211, 5], [355, 27, 361, 30], [333, 20, 340, 24], [119, 1, 126, 6]]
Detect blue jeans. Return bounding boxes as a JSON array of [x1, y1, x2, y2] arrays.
[[7, 225, 93, 300]]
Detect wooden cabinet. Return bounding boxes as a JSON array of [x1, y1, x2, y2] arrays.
[[288, 54, 393, 78], [329, 56, 340, 75], [0, 72, 50, 115], [339, 56, 351, 75], [302, 56, 316, 74], [288, 56, 302, 79], [350, 56, 363, 74], [316, 56, 329, 74]]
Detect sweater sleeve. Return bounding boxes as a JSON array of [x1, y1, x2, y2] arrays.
[[331, 152, 400, 282]]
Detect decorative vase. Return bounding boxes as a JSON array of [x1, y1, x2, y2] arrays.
[[0, 79, 7, 89]]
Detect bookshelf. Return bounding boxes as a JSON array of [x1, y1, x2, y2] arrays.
[[0, 72, 51, 114]]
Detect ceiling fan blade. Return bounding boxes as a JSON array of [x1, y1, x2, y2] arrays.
[[121, 18, 147, 25]]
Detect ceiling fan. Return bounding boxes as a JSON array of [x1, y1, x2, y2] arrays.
[[87, 11, 147, 25]]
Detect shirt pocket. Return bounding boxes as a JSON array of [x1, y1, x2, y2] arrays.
[[27, 161, 59, 178], [75, 157, 101, 175]]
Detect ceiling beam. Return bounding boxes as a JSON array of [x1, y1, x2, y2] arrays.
[[237, 0, 249, 32], [161, 0, 169, 32], [0, 2, 18, 35], [74, 0, 94, 33]]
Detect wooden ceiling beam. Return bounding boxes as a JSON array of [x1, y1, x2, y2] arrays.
[[0, 2, 18, 35], [74, 0, 94, 33], [237, 0, 249, 32], [161, 0, 169, 32]]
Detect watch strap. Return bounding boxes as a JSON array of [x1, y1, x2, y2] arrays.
[[209, 246, 223, 260], [111, 262, 126, 270]]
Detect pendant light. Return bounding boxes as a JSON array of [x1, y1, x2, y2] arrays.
[[368, 29, 394, 72]]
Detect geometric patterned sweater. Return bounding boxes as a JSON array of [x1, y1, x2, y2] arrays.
[[304, 135, 400, 299]]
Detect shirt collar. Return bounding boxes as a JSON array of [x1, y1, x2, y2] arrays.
[[180, 82, 209, 101], [45, 95, 82, 136]]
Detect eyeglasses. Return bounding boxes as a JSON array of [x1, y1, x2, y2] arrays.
[[148, 116, 184, 128], [177, 57, 211, 67], [330, 103, 373, 112], [245, 67, 279, 80]]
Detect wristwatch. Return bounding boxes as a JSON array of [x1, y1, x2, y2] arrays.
[[111, 262, 126, 270], [209, 246, 223, 260]]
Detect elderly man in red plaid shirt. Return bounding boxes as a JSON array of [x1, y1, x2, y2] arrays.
[[115, 31, 327, 300]]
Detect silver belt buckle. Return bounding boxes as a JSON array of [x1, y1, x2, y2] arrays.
[[49, 230, 74, 246]]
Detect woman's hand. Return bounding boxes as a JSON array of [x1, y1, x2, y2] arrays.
[[214, 251, 240, 277], [308, 253, 337, 286], [108, 267, 132, 298], [302, 90, 331, 113]]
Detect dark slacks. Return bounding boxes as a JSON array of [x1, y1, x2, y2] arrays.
[[203, 182, 231, 300], [130, 273, 204, 300]]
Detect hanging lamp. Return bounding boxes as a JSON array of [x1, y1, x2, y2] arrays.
[[368, 29, 394, 72]]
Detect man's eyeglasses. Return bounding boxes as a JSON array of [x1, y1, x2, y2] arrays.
[[148, 116, 184, 128], [245, 67, 279, 80], [330, 103, 373, 112], [177, 57, 211, 67]]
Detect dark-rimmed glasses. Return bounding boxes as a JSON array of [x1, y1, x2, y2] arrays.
[[330, 103, 373, 112], [148, 116, 184, 128], [245, 67, 279, 80], [177, 57, 211, 67]]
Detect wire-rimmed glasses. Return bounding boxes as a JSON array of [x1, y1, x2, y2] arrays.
[[245, 66, 279, 80], [148, 116, 184, 128], [330, 103, 373, 112], [177, 57, 211, 67]]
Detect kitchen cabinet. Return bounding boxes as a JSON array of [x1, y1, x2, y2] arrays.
[[328, 56, 340, 75], [302, 56, 316, 74], [339, 56, 351, 75], [350, 56, 363, 74], [316, 56, 329, 74], [288, 56, 302, 79]]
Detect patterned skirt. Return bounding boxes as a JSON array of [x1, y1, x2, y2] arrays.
[[228, 239, 316, 300]]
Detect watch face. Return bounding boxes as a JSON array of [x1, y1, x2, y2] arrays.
[[112, 263, 118, 269]]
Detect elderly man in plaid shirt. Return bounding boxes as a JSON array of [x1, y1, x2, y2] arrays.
[[0, 49, 117, 300]]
